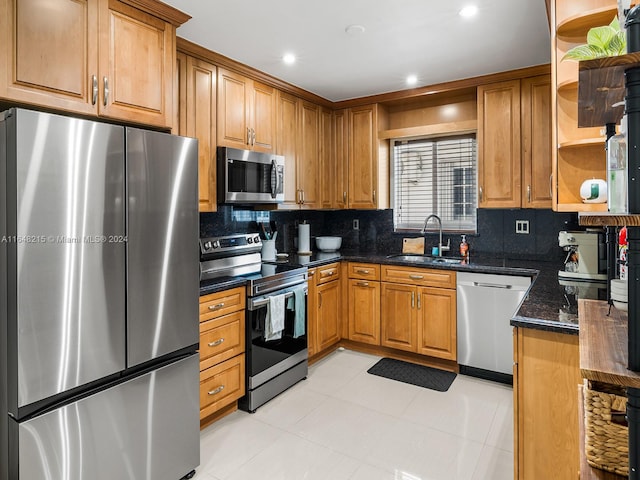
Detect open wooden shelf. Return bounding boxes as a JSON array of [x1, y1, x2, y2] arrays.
[[557, 6, 618, 38], [579, 299, 640, 388], [578, 52, 640, 127], [559, 137, 605, 149], [579, 212, 640, 226], [558, 203, 608, 213], [558, 79, 578, 94]]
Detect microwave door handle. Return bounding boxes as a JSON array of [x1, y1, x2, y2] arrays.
[[270, 159, 277, 199]]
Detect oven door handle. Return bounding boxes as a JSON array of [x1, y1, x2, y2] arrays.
[[248, 287, 308, 310]]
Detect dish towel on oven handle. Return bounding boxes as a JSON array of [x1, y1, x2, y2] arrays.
[[265, 293, 285, 341], [287, 285, 306, 339]]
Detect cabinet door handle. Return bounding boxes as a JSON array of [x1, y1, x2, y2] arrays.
[[301, 189, 305, 204], [91, 75, 98, 105], [527, 185, 531, 204], [247, 127, 251, 145], [549, 174, 553, 199], [343, 191, 347, 204], [409, 274, 424, 280], [411, 291, 415, 308], [356, 269, 369, 274], [318, 292, 322, 308], [373, 189, 376, 204], [208, 302, 225, 311], [356, 281, 369, 287], [252, 128, 256, 146], [417, 293, 421, 309], [103, 77, 109, 107], [207, 338, 225, 347], [208, 385, 225, 396], [479, 185, 483, 202]]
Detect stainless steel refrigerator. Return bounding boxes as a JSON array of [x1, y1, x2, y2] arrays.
[[0, 108, 200, 480]]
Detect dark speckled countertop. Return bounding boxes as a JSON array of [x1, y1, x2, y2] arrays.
[[200, 249, 607, 335]]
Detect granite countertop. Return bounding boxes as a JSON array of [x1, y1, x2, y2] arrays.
[[199, 249, 607, 335]]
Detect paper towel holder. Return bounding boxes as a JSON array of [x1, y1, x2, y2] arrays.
[[297, 221, 312, 255]]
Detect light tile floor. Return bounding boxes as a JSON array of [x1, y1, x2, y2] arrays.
[[195, 349, 514, 480]]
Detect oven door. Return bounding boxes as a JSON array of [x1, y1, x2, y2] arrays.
[[218, 147, 284, 204], [245, 286, 308, 389]]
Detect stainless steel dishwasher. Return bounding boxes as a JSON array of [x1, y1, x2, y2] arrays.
[[456, 272, 531, 383]]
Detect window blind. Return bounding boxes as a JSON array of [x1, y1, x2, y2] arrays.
[[392, 135, 477, 232]]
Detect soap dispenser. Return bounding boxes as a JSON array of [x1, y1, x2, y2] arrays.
[[460, 235, 469, 259]]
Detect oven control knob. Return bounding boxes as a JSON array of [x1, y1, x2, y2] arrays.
[[247, 237, 253, 244], [204, 241, 212, 250], [254, 236, 261, 244], [212, 241, 220, 249]]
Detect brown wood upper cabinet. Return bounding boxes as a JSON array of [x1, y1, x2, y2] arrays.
[[477, 76, 552, 209], [176, 52, 217, 212], [0, 0, 183, 129], [275, 91, 321, 209], [217, 67, 276, 153], [347, 104, 390, 209]]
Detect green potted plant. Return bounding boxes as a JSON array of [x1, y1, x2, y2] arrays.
[[563, 16, 626, 61]]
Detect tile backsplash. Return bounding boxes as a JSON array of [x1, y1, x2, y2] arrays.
[[201, 207, 579, 261]]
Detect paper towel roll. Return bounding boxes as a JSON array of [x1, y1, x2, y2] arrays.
[[298, 223, 310, 254]]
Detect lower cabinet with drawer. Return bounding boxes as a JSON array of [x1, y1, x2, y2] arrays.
[[380, 265, 457, 361], [308, 262, 342, 357], [347, 262, 381, 345], [198, 286, 246, 424]]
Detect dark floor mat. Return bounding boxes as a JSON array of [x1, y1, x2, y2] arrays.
[[367, 358, 456, 392]]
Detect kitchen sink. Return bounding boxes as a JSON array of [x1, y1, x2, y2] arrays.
[[386, 254, 463, 265]]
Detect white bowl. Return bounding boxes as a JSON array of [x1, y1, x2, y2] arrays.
[[316, 236, 342, 252], [613, 300, 628, 312]]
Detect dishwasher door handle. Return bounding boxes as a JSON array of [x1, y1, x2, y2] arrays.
[[472, 281, 513, 289]]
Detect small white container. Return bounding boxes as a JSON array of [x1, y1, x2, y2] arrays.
[[261, 239, 276, 261]]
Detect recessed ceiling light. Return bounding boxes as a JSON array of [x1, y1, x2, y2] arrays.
[[459, 5, 478, 17], [406, 75, 418, 86], [282, 53, 296, 65], [345, 24, 366, 36]]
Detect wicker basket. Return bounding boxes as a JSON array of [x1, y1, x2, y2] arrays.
[[584, 380, 629, 476]]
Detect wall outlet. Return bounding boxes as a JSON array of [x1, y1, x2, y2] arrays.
[[515, 220, 530, 234], [353, 219, 360, 230]]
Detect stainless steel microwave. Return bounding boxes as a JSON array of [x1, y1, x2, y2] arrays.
[[217, 147, 285, 204]]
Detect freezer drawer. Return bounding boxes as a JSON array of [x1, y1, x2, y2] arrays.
[[126, 128, 199, 367], [14, 354, 199, 480]]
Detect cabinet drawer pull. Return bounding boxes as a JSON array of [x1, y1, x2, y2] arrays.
[[207, 385, 225, 396], [91, 75, 98, 105], [207, 338, 225, 347], [409, 274, 424, 280], [208, 302, 225, 311], [321, 270, 335, 277], [356, 269, 369, 274], [356, 281, 369, 287], [103, 76, 109, 106]]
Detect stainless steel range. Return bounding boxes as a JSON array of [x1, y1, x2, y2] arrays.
[[200, 234, 308, 412]]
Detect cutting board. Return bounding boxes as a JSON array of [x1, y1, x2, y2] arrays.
[[402, 237, 425, 254]]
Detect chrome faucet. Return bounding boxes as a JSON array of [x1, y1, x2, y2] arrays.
[[422, 214, 450, 256]]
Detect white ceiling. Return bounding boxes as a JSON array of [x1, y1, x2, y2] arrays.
[[165, 0, 551, 102]]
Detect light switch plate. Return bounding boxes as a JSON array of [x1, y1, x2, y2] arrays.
[[515, 220, 530, 234], [353, 219, 360, 230]]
